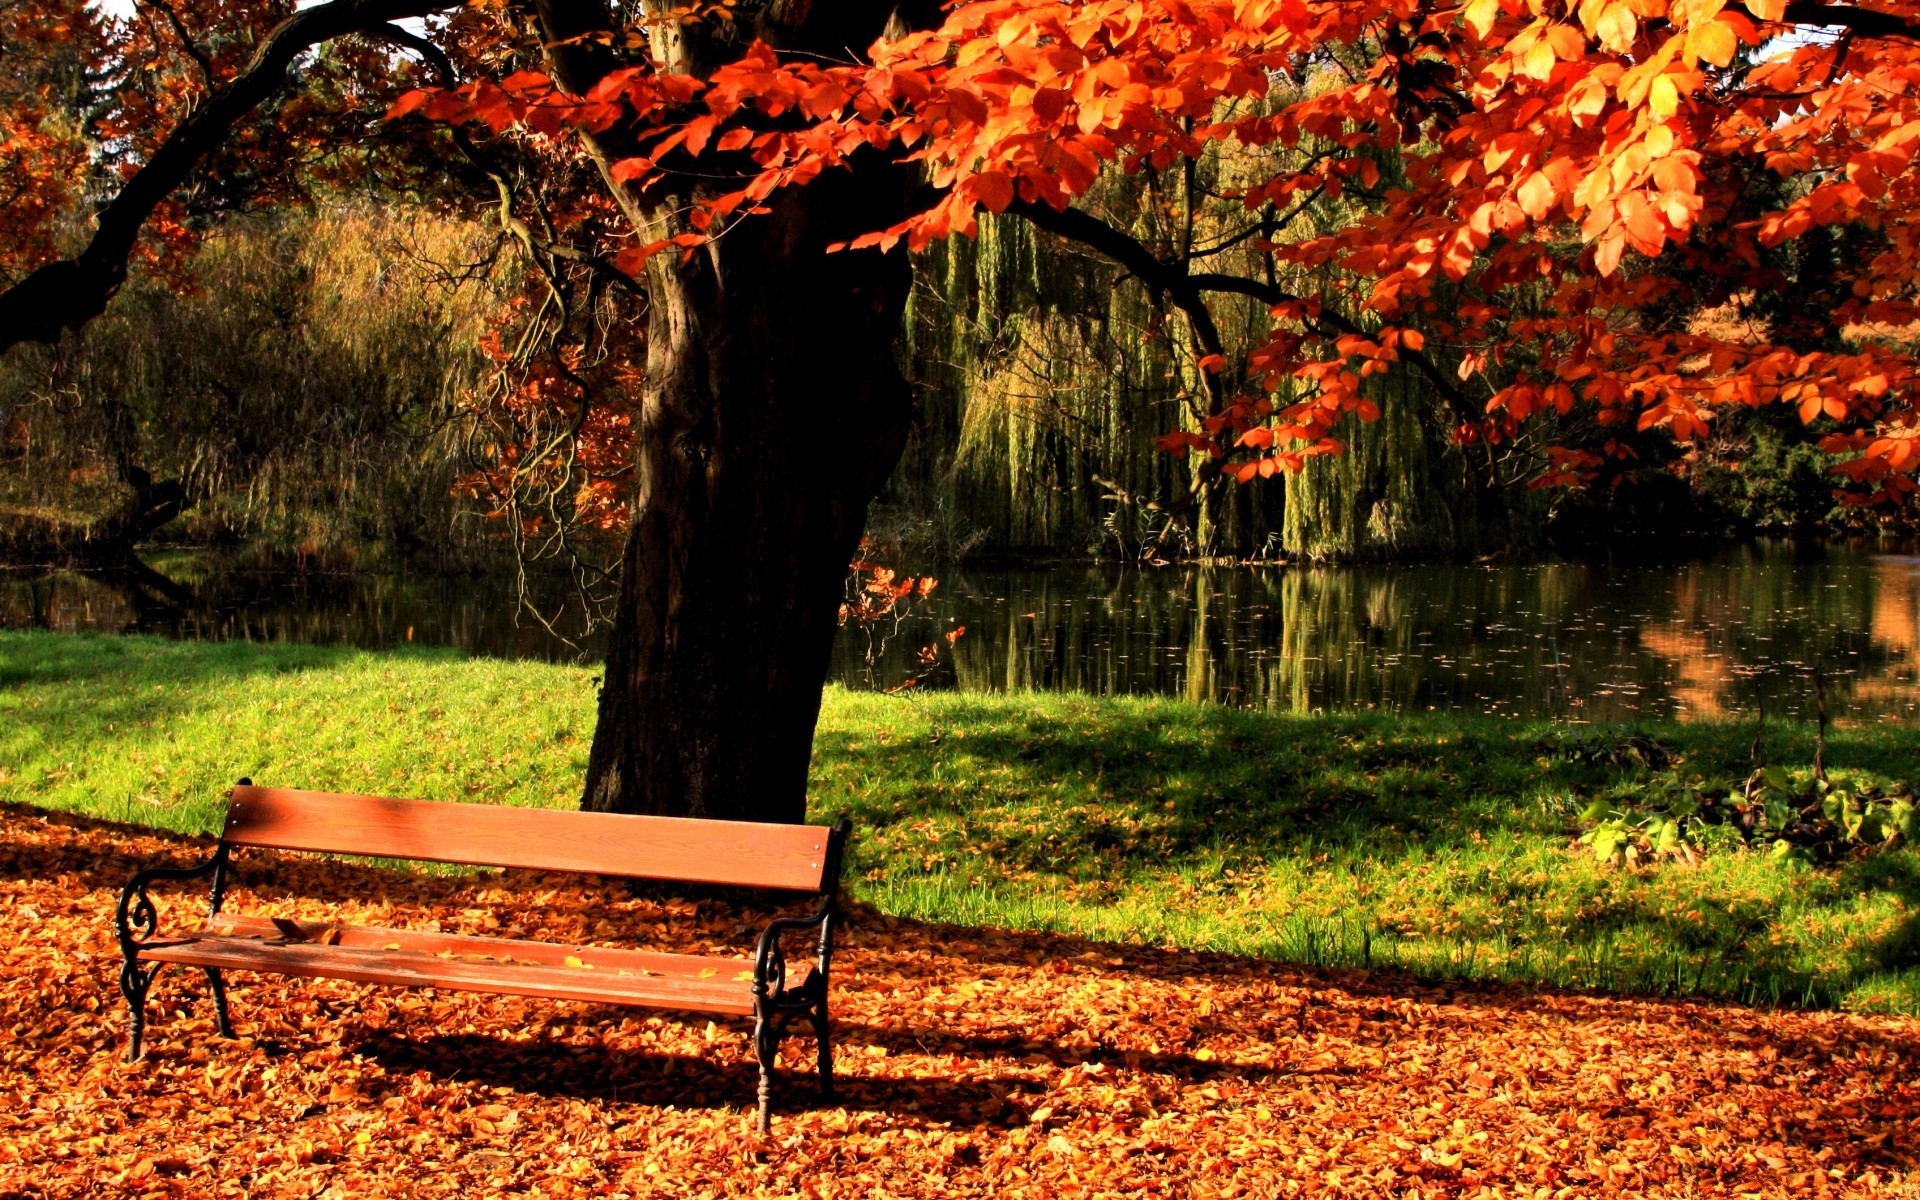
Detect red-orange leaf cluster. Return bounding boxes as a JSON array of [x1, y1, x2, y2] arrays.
[[388, 0, 1920, 506]]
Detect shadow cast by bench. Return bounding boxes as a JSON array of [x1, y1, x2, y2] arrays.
[[350, 1029, 1046, 1126], [2, 800, 1914, 1171]]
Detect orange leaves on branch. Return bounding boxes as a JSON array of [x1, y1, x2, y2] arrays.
[[366, 0, 1920, 510]]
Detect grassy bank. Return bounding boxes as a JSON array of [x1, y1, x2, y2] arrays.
[[4, 629, 1917, 1014]]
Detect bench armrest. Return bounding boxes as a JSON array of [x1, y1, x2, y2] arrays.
[[751, 816, 850, 1015], [115, 845, 229, 958], [752, 900, 835, 1007]]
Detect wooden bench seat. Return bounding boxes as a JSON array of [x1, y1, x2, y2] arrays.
[[116, 782, 851, 1130], [140, 915, 761, 1014]]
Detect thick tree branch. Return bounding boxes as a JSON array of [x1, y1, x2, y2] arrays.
[[1008, 199, 1481, 424], [0, 0, 462, 356], [1782, 3, 1920, 39], [1006, 199, 1229, 359], [1188, 270, 1483, 421], [365, 20, 456, 83]]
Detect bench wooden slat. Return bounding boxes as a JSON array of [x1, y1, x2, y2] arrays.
[[223, 786, 832, 892], [206, 914, 751, 983], [137, 934, 758, 1015]]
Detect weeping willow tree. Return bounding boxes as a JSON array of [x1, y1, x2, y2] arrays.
[[0, 204, 509, 566], [901, 208, 1231, 559], [890, 78, 1524, 563]]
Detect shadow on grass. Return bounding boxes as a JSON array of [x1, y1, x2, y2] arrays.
[[0, 630, 541, 833], [1, 632, 477, 759], [813, 696, 1920, 1009], [0, 630, 416, 808], [817, 694, 1917, 871]]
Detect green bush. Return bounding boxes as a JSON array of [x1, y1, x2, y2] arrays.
[[1579, 764, 1918, 867]]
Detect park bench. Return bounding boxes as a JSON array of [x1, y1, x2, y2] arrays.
[[115, 781, 852, 1131]]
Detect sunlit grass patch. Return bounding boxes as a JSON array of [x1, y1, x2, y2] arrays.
[[4, 629, 1917, 1014]]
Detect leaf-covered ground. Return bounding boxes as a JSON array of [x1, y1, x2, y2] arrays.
[[3, 806, 1917, 1198]]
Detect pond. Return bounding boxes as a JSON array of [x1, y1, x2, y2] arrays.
[[4, 541, 1918, 726]]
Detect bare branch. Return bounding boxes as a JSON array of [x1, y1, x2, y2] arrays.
[[137, 0, 217, 86], [1007, 200, 1481, 422], [0, 0, 464, 355], [1782, 2, 1920, 39]]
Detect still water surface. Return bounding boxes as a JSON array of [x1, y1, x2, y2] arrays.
[[5, 542, 1919, 726]]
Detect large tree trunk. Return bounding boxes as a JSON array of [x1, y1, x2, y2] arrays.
[[536, 0, 933, 820], [579, 160, 917, 821]]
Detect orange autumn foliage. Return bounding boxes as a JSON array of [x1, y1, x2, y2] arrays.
[[11, 0, 1920, 522], [393, 0, 1920, 509]]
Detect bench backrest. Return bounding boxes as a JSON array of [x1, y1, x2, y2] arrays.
[[221, 785, 840, 892]]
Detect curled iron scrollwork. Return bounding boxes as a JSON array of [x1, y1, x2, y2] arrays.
[[118, 887, 160, 949], [114, 847, 225, 952], [114, 845, 230, 1060]]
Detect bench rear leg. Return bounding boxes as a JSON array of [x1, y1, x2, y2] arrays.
[[203, 968, 235, 1039], [812, 994, 834, 1102]]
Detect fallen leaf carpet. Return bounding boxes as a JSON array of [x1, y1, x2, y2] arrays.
[[1, 805, 1915, 1198]]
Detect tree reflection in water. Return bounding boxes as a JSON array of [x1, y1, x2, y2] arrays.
[[4, 542, 1917, 725], [876, 544, 1919, 725]]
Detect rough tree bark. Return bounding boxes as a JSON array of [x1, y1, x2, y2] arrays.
[[578, 169, 917, 821], [534, 0, 931, 821]]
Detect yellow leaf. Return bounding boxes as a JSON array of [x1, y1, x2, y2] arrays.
[[1521, 38, 1557, 80], [564, 955, 593, 969], [1466, 0, 1503, 38], [1649, 74, 1681, 118], [699, 967, 717, 978], [1744, 0, 1784, 19], [1596, 2, 1637, 52], [1689, 18, 1738, 66]]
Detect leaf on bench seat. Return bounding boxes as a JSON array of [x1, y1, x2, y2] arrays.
[[564, 955, 594, 970]]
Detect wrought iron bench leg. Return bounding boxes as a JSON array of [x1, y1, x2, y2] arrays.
[[120, 959, 161, 1062], [813, 989, 834, 1102], [753, 1012, 781, 1134], [203, 968, 235, 1039]]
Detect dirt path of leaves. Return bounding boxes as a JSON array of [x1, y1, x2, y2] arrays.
[[1, 805, 1916, 1199]]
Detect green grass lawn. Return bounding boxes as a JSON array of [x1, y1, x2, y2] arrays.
[[4, 628, 1917, 1014]]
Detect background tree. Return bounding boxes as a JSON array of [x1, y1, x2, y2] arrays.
[[5, 0, 1920, 823]]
